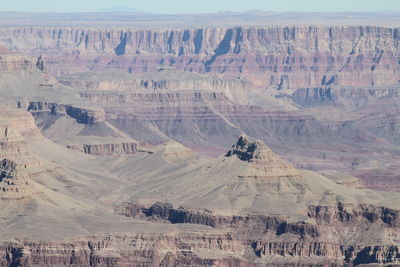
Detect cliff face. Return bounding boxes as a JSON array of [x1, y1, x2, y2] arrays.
[[0, 107, 45, 199], [0, 234, 251, 267], [66, 142, 150, 156], [2, 201, 397, 266], [0, 26, 399, 87], [59, 73, 251, 92], [1, 219, 400, 267], [27, 101, 105, 125], [110, 200, 400, 266], [0, 106, 40, 136], [0, 125, 33, 199], [0, 54, 37, 73]]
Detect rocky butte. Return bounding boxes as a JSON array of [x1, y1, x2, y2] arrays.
[[0, 11, 399, 266]]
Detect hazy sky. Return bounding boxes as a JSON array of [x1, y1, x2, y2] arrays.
[[1, 0, 399, 13]]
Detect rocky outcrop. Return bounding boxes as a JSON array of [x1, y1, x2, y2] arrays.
[[0, 110, 43, 199], [0, 125, 33, 199], [116, 202, 320, 238], [0, 106, 55, 199], [27, 101, 105, 124], [0, 106, 40, 136], [118, 201, 400, 232], [0, 26, 399, 88], [225, 135, 301, 179], [64, 105, 105, 124], [66, 141, 150, 156]]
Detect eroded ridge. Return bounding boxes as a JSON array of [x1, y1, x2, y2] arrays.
[[226, 134, 301, 179]]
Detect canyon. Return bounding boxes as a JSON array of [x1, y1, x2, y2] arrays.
[[0, 11, 399, 266], [1, 26, 399, 89]]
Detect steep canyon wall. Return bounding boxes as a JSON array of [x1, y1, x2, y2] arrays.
[[0, 26, 399, 88]]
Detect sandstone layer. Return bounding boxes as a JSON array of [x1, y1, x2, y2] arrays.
[[0, 26, 399, 89]]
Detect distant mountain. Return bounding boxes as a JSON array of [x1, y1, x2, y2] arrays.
[[97, 6, 144, 13], [216, 9, 275, 14]]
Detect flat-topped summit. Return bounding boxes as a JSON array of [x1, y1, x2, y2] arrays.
[[226, 135, 301, 179]]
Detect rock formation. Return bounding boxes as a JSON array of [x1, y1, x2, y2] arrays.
[[0, 54, 36, 73], [0, 106, 40, 135], [0, 26, 399, 88], [58, 68, 252, 92], [28, 101, 106, 125], [0, 123, 33, 199], [225, 134, 301, 179], [0, 107, 49, 199], [66, 140, 151, 156]]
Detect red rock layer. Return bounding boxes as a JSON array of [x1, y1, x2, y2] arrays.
[[0, 26, 398, 87]]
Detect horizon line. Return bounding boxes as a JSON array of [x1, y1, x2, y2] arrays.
[[0, 10, 399, 14]]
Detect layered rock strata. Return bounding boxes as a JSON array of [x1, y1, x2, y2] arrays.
[[0, 106, 39, 135], [0, 124, 33, 199], [79, 89, 332, 148], [225, 135, 301, 179], [66, 141, 150, 156], [0, 24, 400, 267], [0, 107, 53, 199], [0, 26, 399, 88], [27, 101, 105, 124], [0, 54, 37, 73], [1, 230, 400, 266], [58, 69, 252, 91]]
